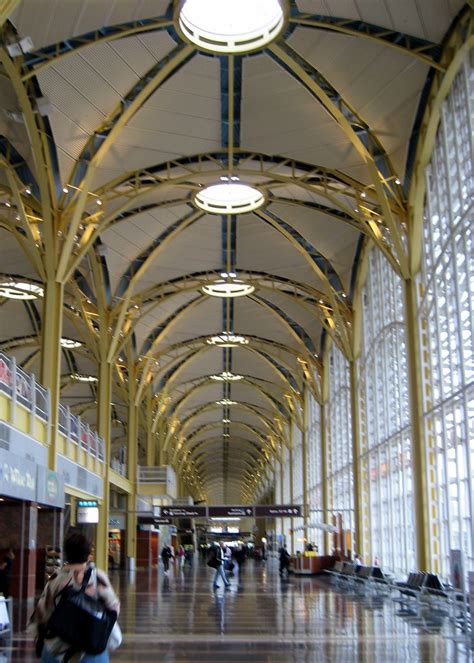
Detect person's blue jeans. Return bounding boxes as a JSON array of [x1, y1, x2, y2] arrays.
[[213, 564, 229, 587], [41, 645, 109, 662]]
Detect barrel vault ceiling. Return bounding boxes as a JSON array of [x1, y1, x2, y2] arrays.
[[0, 0, 466, 503]]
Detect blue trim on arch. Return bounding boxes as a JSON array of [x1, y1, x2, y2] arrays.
[[258, 208, 345, 295], [252, 293, 317, 356], [114, 206, 197, 299], [0, 135, 38, 196]]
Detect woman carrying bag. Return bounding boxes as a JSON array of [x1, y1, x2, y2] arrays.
[[31, 532, 121, 662]]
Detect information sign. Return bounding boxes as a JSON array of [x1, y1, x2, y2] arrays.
[[208, 506, 254, 517], [254, 505, 302, 517], [161, 506, 207, 518]]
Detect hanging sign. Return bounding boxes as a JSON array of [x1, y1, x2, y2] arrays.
[[208, 506, 254, 517], [254, 505, 302, 517], [160, 506, 207, 518]]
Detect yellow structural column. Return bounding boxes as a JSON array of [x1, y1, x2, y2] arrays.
[[41, 280, 64, 470], [288, 425, 295, 554], [349, 361, 363, 557], [321, 359, 330, 554], [145, 387, 156, 467], [301, 390, 309, 545], [404, 277, 429, 570], [126, 353, 138, 568], [95, 357, 113, 570]]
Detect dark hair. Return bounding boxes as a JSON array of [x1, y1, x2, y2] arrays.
[[64, 532, 92, 564]]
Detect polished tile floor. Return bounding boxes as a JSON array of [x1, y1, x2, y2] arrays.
[[2, 558, 472, 662]]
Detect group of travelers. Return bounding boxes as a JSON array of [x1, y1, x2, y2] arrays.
[[161, 544, 195, 573]]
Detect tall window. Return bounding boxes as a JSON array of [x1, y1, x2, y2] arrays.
[[307, 391, 324, 551], [292, 422, 305, 549], [358, 247, 415, 575], [417, 55, 474, 580], [325, 344, 354, 553]]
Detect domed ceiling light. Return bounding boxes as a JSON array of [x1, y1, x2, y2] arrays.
[[206, 332, 249, 347], [0, 280, 44, 300], [178, 0, 285, 54], [201, 271, 255, 298], [194, 178, 264, 215], [211, 371, 243, 381], [216, 399, 237, 406]]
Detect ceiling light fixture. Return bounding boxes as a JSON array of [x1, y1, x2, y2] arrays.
[[71, 374, 98, 383], [194, 181, 264, 215], [206, 332, 249, 347], [0, 280, 44, 300], [222, 418, 231, 424], [211, 371, 243, 381], [178, 0, 285, 54], [60, 337, 82, 349], [216, 399, 237, 406], [201, 272, 255, 298]]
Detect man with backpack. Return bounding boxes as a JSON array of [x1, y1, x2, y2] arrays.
[[208, 542, 231, 590], [31, 532, 120, 662]]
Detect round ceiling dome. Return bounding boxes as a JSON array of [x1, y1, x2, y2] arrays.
[[178, 0, 285, 54], [194, 182, 265, 215]]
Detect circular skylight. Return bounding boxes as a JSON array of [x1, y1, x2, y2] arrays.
[[194, 182, 265, 215], [178, 0, 285, 54], [207, 332, 249, 347], [201, 272, 255, 298], [0, 280, 44, 300]]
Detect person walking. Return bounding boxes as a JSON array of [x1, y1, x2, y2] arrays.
[[177, 545, 185, 570], [212, 543, 231, 590], [161, 545, 174, 574], [279, 544, 290, 577], [0, 547, 14, 598], [31, 532, 120, 662]]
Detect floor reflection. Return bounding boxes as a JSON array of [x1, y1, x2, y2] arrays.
[[2, 558, 472, 662]]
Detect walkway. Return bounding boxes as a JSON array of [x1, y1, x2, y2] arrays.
[[5, 558, 471, 662]]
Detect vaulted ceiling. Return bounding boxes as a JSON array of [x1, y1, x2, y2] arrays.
[[0, 0, 466, 503]]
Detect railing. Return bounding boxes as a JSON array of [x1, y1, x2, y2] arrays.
[[0, 352, 49, 421], [138, 466, 169, 483], [0, 351, 104, 462], [111, 457, 127, 477], [137, 465, 177, 494]]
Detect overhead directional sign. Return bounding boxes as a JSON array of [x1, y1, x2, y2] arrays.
[[157, 505, 302, 518], [161, 506, 207, 518], [208, 506, 254, 517], [254, 505, 302, 517], [138, 516, 172, 525]]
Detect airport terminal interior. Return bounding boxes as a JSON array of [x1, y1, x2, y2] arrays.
[[0, 0, 472, 660]]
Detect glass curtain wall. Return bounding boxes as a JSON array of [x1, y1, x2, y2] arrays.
[[417, 55, 474, 580], [358, 247, 415, 575], [306, 391, 324, 552], [325, 343, 354, 555]]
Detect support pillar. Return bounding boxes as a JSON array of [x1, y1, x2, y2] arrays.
[[404, 277, 429, 570], [126, 360, 138, 568], [349, 361, 363, 557], [145, 388, 155, 467], [40, 280, 64, 470], [321, 375, 329, 555], [95, 359, 113, 571], [288, 430, 294, 554], [301, 398, 309, 546]]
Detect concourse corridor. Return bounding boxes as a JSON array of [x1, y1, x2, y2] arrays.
[[8, 560, 471, 663]]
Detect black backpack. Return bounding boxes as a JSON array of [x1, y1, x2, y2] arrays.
[[45, 566, 117, 661], [207, 547, 219, 568]]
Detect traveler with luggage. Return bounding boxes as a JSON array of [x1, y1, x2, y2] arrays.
[[31, 532, 120, 662]]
